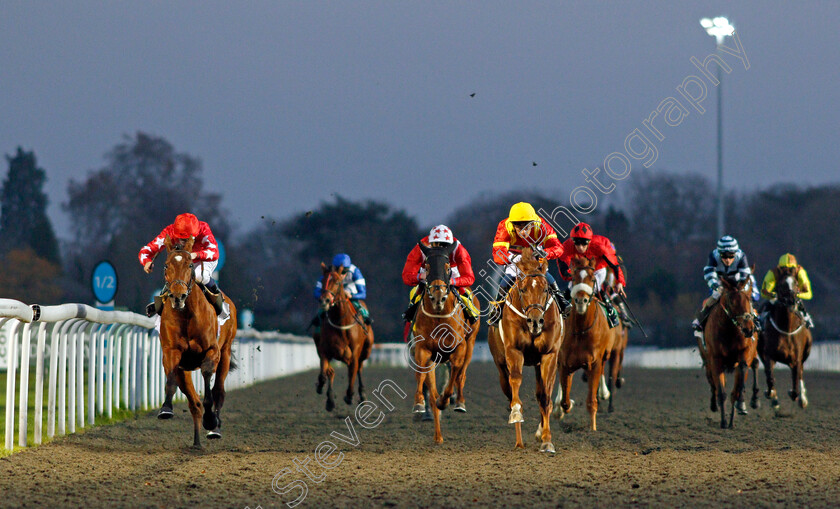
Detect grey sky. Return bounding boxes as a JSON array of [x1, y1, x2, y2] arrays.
[[2, 1, 838, 239]]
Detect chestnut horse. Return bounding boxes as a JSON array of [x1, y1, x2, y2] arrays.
[[314, 263, 374, 411], [411, 243, 479, 443], [157, 236, 237, 448], [488, 248, 563, 452], [759, 265, 812, 412], [696, 277, 758, 428], [554, 257, 614, 431]]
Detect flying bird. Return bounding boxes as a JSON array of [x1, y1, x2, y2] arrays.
[[532, 162, 538, 167], [469, 92, 476, 98]]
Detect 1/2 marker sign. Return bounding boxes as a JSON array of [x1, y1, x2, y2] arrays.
[[92, 260, 118, 303]]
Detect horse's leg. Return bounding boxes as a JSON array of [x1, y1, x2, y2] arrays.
[[208, 341, 232, 438], [344, 356, 359, 406], [789, 360, 802, 404], [413, 348, 430, 414], [200, 349, 220, 433], [704, 359, 717, 412], [536, 352, 557, 453], [436, 359, 461, 411], [797, 361, 808, 409], [325, 359, 336, 412], [176, 370, 203, 448], [615, 344, 626, 389], [606, 351, 617, 412], [764, 357, 779, 412], [733, 362, 749, 420], [424, 358, 443, 444], [750, 358, 761, 409], [357, 362, 366, 402], [557, 367, 575, 419], [316, 353, 327, 395], [585, 361, 602, 431], [158, 348, 182, 419], [715, 366, 727, 429], [505, 347, 526, 449]]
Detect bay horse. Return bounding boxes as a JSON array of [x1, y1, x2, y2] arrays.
[[759, 265, 812, 412], [488, 248, 563, 452], [554, 257, 614, 431], [696, 277, 758, 428], [157, 236, 237, 448], [411, 243, 479, 443], [603, 318, 627, 413], [314, 263, 374, 412]]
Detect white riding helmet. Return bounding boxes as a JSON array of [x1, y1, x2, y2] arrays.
[[428, 224, 454, 244]]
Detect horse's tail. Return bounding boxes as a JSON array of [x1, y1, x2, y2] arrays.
[[229, 348, 239, 371]]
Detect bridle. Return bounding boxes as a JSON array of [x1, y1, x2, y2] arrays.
[[164, 249, 196, 298], [570, 267, 599, 336], [769, 272, 805, 336], [505, 272, 553, 321], [321, 270, 364, 330], [720, 285, 754, 336]]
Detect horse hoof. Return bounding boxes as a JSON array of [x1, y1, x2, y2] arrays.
[[508, 405, 524, 424], [736, 402, 748, 416], [326, 399, 335, 412], [540, 442, 556, 454], [413, 403, 426, 413], [315, 385, 324, 395], [454, 403, 467, 413], [449, 395, 456, 405], [422, 411, 433, 422], [615, 377, 625, 389], [799, 396, 808, 409], [158, 408, 174, 419], [788, 390, 798, 401], [436, 397, 449, 411], [359, 392, 366, 402], [207, 430, 222, 439], [344, 395, 353, 405], [750, 398, 760, 410]]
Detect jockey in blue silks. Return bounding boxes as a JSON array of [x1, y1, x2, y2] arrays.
[[311, 253, 371, 329]]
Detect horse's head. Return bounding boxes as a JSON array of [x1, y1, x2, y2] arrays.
[[721, 278, 755, 337], [775, 265, 800, 310], [319, 262, 347, 311], [163, 235, 196, 310], [513, 248, 552, 336], [420, 243, 456, 313], [570, 256, 596, 315]]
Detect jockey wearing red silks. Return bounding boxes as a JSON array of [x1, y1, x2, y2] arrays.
[[138, 213, 224, 316]]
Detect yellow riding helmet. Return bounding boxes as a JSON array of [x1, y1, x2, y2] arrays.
[[778, 253, 798, 267], [509, 202, 538, 222]]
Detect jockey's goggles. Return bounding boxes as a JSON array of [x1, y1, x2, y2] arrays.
[[573, 238, 590, 246], [720, 252, 736, 259]]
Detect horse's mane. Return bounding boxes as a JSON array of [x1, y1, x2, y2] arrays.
[[517, 247, 543, 273]]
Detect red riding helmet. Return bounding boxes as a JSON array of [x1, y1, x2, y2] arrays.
[[571, 222, 593, 240], [173, 213, 200, 239]]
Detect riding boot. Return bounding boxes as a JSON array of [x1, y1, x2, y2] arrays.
[[798, 301, 814, 328], [146, 294, 165, 317], [599, 291, 619, 328], [488, 287, 508, 326], [203, 278, 225, 315], [402, 301, 420, 323], [548, 281, 571, 318], [352, 300, 372, 325], [692, 302, 713, 332]]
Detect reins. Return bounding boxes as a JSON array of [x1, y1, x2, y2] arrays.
[[322, 271, 366, 331]]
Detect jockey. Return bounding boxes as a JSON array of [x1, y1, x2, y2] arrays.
[[139, 212, 224, 316], [691, 235, 760, 332], [488, 202, 570, 325], [557, 222, 625, 328], [312, 253, 371, 327], [401, 224, 479, 327], [759, 253, 814, 329]]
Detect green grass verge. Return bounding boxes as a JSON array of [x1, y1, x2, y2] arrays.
[[0, 371, 137, 456]]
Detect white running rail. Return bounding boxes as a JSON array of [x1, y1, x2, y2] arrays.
[[0, 299, 320, 453]]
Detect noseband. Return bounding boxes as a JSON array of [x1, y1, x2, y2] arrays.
[[720, 290, 753, 334], [506, 272, 553, 319]]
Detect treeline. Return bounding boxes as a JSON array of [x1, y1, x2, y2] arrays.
[[1, 133, 838, 346]]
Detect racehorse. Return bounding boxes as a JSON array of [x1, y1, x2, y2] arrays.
[[554, 257, 614, 431], [758, 265, 812, 412], [314, 263, 374, 412], [156, 236, 237, 448], [411, 243, 479, 443], [488, 248, 563, 452], [696, 277, 758, 428], [603, 318, 627, 413]]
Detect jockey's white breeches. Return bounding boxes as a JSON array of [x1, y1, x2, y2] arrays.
[[195, 260, 218, 285]]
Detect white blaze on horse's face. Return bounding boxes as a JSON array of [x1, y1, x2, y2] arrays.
[[174, 255, 183, 262]]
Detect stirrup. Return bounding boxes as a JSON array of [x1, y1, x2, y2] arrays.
[[202, 285, 225, 314]]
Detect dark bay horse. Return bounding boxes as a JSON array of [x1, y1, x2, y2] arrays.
[[697, 277, 758, 428], [411, 243, 479, 443], [157, 236, 237, 448], [759, 265, 812, 412], [314, 263, 374, 411], [554, 257, 614, 431], [488, 248, 563, 452]]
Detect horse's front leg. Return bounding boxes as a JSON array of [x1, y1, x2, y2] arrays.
[[344, 356, 359, 406], [790, 361, 807, 408], [585, 361, 602, 431], [556, 366, 574, 419], [175, 370, 203, 448], [750, 358, 761, 409], [158, 348, 183, 419], [715, 365, 727, 429], [764, 357, 779, 412], [729, 362, 748, 428], [200, 345, 221, 433], [505, 346, 526, 449], [535, 352, 558, 453]]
